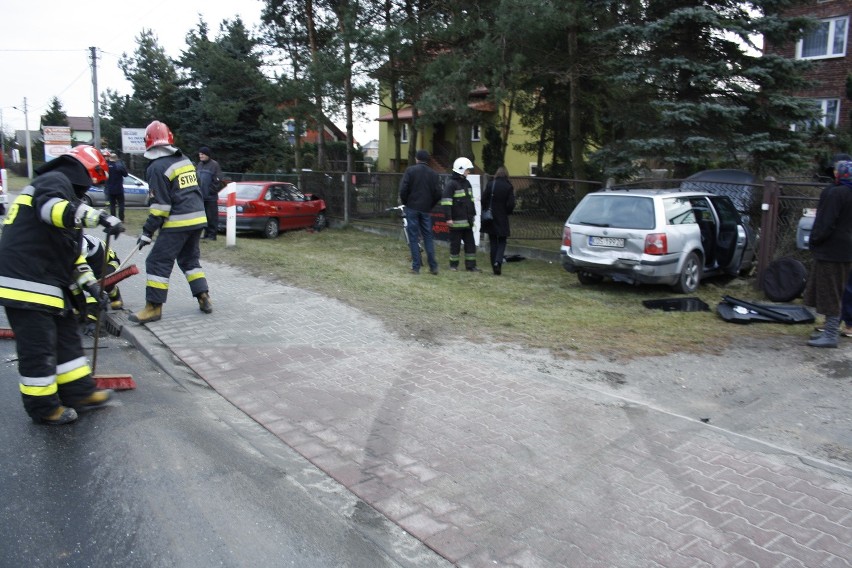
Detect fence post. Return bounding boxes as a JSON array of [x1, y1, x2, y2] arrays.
[[754, 176, 779, 289]]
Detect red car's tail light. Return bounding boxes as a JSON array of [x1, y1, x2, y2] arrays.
[[644, 233, 667, 255], [562, 226, 572, 247]]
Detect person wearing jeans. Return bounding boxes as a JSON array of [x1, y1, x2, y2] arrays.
[[398, 149, 441, 274]]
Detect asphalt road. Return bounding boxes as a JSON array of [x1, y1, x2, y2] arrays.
[[0, 328, 448, 568]]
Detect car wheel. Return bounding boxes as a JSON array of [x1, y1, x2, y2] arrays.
[[263, 218, 279, 239], [674, 251, 702, 294], [577, 271, 604, 285], [313, 211, 328, 232]]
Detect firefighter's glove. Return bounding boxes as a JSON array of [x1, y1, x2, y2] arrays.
[[85, 283, 110, 314], [137, 233, 153, 250], [98, 212, 125, 237]]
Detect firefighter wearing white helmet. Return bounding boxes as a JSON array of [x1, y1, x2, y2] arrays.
[[0, 145, 124, 425], [441, 157, 481, 271], [129, 120, 212, 325]]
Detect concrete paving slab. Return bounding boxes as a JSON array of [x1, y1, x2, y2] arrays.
[[108, 240, 851, 567]]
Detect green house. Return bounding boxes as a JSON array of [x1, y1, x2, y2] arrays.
[[375, 87, 541, 177]]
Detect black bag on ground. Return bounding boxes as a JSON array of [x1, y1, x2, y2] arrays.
[[761, 257, 807, 302]]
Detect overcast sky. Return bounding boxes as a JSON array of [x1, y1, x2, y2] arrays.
[[0, 0, 378, 144]]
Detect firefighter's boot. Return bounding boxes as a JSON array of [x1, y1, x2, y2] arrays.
[[129, 302, 162, 324], [32, 406, 78, 426], [69, 389, 113, 411], [196, 292, 213, 314], [109, 288, 123, 310]]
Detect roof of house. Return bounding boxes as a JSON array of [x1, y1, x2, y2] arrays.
[[377, 100, 496, 122], [67, 116, 94, 131]]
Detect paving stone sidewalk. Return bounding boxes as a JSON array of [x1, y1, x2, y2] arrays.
[[113, 255, 851, 567]]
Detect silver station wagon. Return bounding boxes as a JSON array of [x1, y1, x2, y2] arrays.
[[560, 189, 757, 293]]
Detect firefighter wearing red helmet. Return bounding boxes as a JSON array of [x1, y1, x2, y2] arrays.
[[129, 120, 212, 324], [0, 145, 125, 425]]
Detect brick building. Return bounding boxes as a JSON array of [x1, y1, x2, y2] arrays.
[[764, 0, 851, 132]]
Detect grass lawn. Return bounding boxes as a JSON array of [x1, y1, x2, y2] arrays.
[[3, 171, 807, 359], [120, 208, 805, 360]]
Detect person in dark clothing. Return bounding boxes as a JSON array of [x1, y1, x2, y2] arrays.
[[197, 146, 224, 240], [104, 150, 129, 221], [398, 149, 441, 274], [441, 157, 480, 272], [0, 145, 125, 425], [481, 166, 516, 275], [803, 160, 852, 348], [129, 121, 212, 324]]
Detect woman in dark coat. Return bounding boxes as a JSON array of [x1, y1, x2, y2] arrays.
[[481, 166, 516, 275], [803, 160, 852, 347]]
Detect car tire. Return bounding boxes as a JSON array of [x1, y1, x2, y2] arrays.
[[674, 251, 702, 294], [577, 271, 604, 285], [313, 211, 328, 232], [263, 218, 279, 239]]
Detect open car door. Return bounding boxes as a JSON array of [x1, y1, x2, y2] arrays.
[[710, 196, 741, 271]]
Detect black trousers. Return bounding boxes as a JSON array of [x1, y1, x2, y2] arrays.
[[449, 227, 477, 269], [108, 192, 125, 221], [145, 230, 208, 304], [203, 200, 219, 237], [5, 307, 95, 419], [488, 234, 508, 267]]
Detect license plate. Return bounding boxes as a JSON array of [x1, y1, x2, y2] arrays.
[[217, 205, 226, 213], [589, 236, 624, 248]]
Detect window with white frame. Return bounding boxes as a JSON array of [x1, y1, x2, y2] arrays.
[[794, 98, 841, 130], [471, 124, 481, 142], [796, 16, 848, 59], [400, 123, 409, 143], [529, 163, 540, 176], [813, 99, 841, 128]]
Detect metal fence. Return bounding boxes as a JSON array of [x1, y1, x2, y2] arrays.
[[226, 170, 826, 275], [262, 171, 598, 241]]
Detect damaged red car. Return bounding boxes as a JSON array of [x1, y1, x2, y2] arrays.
[[217, 181, 328, 238]]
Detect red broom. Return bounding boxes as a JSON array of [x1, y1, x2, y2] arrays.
[[92, 234, 137, 391]]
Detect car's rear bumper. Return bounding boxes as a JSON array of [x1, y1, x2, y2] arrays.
[[217, 214, 268, 233], [560, 250, 680, 285]]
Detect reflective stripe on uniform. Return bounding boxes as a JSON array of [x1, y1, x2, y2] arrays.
[[0, 276, 65, 309], [74, 203, 101, 227], [185, 268, 206, 282], [41, 197, 69, 227], [149, 203, 171, 217], [56, 356, 91, 385], [163, 212, 207, 229], [146, 274, 170, 289], [20, 374, 58, 397]]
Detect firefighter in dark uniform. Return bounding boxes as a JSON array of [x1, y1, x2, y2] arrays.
[[129, 120, 212, 324], [441, 157, 481, 271], [78, 233, 123, 335], [0, 145, 125, 425]]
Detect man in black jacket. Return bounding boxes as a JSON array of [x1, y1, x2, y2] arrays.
[[104, 150, 129, 221], [398, 149, 441, 274]]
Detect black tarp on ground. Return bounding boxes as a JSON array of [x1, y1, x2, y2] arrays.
[[717, 295, 814, 324]]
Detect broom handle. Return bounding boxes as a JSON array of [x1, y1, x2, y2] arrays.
[[115, 241, 141, 272], [91, 233, 112, 376]]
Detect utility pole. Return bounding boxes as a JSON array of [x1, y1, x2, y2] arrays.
[[23, 98, 33, 179], [0, 109, 5, 169], [90, 46, 101, 149]]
